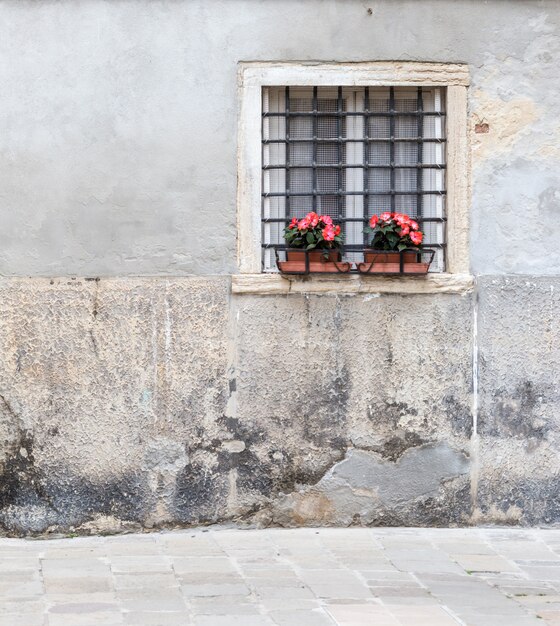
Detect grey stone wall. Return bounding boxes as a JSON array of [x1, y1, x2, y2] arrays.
[[0, 0, 559, 534]]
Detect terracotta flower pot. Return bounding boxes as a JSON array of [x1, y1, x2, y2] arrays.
[[278, 248, 350, 274], [358, 249, 429, 274]]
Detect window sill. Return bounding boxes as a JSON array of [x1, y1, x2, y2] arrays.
[[231, 273, 474, 295]]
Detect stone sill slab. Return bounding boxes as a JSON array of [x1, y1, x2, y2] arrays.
[[231, 273, 474, 295]]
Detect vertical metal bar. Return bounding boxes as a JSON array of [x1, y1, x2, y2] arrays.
[[337, 86, 343, 224], [285, 87, 291, 218], [262, 88, 271, 270], [389, 87, 395, 214], [417, 86, 423, 221], [363, 86, 370, 248], [312, 86, 318, 213]]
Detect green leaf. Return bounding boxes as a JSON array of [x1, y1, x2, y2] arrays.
[[306, 232, 315, 244]]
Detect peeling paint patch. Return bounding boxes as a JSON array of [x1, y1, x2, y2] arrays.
[[471, 91, 537, 165], [267, 443, 470, 527]]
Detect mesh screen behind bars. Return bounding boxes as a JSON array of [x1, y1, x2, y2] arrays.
[[262, 86, 447, 271], [287, 96, 343, 219]]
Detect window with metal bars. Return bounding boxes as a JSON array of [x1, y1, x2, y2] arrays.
[[261, 86, 447, 272]]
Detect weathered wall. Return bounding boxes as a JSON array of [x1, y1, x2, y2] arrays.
[[0, 277, 472, 534], [475, 276, 560, 525], [0, 276, 558, 535], [0, 0, 559, 534]]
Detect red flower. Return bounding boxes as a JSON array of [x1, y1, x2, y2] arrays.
[[289, 217, 298, 229], [307, 212, 319, 227], [410, 231, 423, 245], [369, 215, 378, 228], [380, 212, 392, 222], [322, 226, 336, 241], [334, 225, 341, 236], [298, 218, 310, 230], [399, 226, 410, 237], [410, 220, 419, 231], [321, 215, 333, 225]]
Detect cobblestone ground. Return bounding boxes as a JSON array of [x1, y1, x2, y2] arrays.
[[1, 527, 560, 626]]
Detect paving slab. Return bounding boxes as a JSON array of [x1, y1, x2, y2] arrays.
[[2, 528, 560, 625], [269, 608, 335, 625], [123, 613, 192, 625], [1, 615, 46, 626], [193, 616, 273, 626]]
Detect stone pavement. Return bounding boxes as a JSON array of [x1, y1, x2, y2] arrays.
[[1, 527, 560, 626]]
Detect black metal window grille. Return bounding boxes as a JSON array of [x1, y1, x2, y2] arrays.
[[262, 86, 447, 271]]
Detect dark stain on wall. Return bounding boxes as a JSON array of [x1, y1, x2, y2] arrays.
[[300, 365, 350, 449], [409, 481, 473, 526], [367, 400, 418, 428], [479, 381, 551, 439], [442, 394, 472, 436], [217, 447, 273, 495], [46, 473, 149, 526], [477, 476, 560, 525], [377, 432, 426, 461], [218, 416, 266, 448], [173, 462, 227, 524], [0, 435, 150, 534], [0, 430, 39, 510]]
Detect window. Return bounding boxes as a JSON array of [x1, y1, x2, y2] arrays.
[[262, 86, 446, 271], [236, 62, 470, 288]]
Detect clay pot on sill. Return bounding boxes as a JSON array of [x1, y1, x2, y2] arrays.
[[357, 249, 430, 275], [278, 249, 350, 274]]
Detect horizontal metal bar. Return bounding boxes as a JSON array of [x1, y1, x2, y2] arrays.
[[262, 216, 447, 223], [263, 111, 446, 118], [264, 243, 447, 249], [263, 163, 446, 170], [262, 190, 446, 197], [263, 137, 446, 144]]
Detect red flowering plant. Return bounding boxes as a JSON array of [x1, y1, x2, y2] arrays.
[[284, 212, 343, 253], [364, 212, 423, 251]]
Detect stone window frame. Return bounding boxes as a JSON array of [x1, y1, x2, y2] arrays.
[[234, 61, 471, 295]]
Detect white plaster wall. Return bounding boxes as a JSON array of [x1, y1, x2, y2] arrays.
[[0, 0, 558, 275]]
